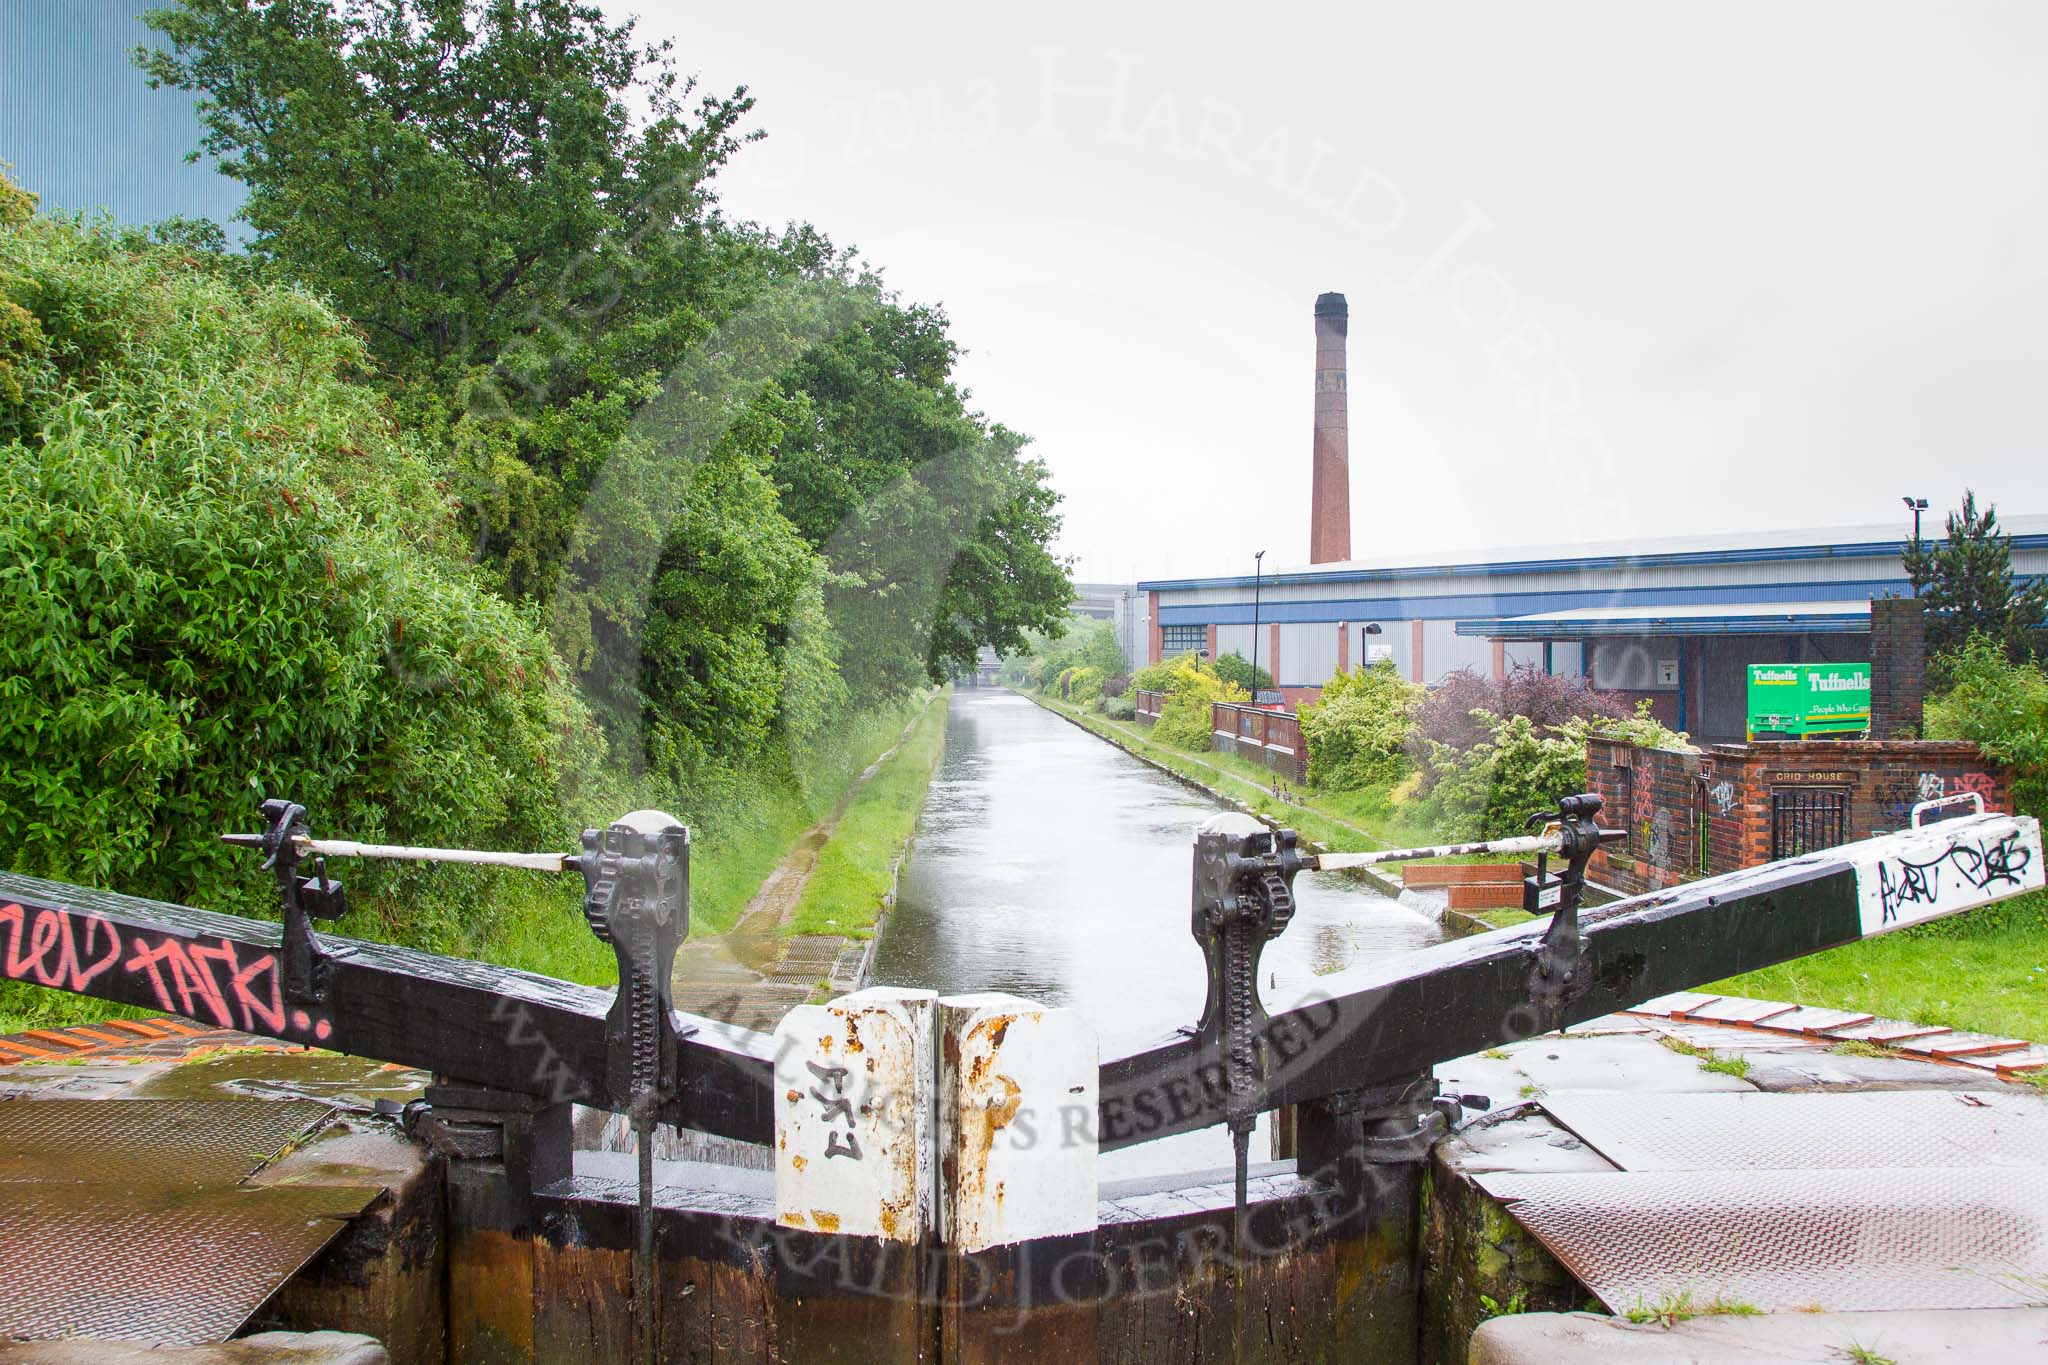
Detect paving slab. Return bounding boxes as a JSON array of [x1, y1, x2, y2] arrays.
[[1436, 1034, 1757, 1104], [1472, 1307, 2048, 1364]]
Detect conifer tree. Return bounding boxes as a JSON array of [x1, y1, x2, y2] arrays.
[[1902, 490, 2047, 664]]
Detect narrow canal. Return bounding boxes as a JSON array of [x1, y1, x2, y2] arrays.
[[869, 688, 1445, 1177]]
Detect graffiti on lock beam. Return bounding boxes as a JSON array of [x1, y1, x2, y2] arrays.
[[0, 901, 333, 1040], [1875, 829, 2035, 925]]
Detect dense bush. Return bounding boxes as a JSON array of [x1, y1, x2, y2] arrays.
[[1101, 695, 1136, 721], [1411, 704, 1691, 838], [0, 205, 593, 927], [1019, 618, 1126, 690], [1150, 658, 1249, 750], [1102, 673, 1130, 699], [1133, 652, 1199, 693], [1926, 635, 2048, 818], [1299, 662, 1421, 791], [1057, 665, 1105, 704], [1212, 651, 1272, 694], [1412, 664, 1630, 753]]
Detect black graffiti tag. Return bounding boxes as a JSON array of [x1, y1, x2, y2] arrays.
[[808, 1060, 862, 1160], [1877, 830, 2034, 924]]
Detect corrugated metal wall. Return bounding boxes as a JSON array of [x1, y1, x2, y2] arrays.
[[3, 1, 245, 231], [1279, 623, 1338, 686]]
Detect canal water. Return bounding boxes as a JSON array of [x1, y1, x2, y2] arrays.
[[869, 689, 1445, 1177]]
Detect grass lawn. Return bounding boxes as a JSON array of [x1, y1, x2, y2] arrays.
[[1709, 889, 2048, 1044], [785, 692, 951, 938]]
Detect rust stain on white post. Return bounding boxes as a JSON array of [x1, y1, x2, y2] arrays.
[[938, 992, 1098, 1253], [774, 986, 935, 1242]]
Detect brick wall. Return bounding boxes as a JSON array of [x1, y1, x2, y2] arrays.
[[1588, 737, 2012, 896], [1211, 702, 1308, 783], [1134, 689, 1165, 723]]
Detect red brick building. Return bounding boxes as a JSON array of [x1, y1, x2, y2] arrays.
[[1585, 736, 2012, 896]]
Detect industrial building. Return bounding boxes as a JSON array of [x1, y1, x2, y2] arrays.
[[1138, 292, 2047, 740], [1139, 521, 2048, 739], [1070, 581, 1144, 670]]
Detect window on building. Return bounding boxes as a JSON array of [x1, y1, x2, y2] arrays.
[[1161, 624, 1206, 656]]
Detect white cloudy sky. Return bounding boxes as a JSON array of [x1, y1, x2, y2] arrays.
[[636, 2, 2048, 583]]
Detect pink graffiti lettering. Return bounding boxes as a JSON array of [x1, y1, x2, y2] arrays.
[[190, 938, 286, 1035], [0, 902, 125, 991], [3, 902, 322, 1040], [124, 937, 235, 1027], [1956, 772, 1999, 804]]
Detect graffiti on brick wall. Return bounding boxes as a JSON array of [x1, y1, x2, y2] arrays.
[[1708, 780, 1737, 816], [1648, 808, 1674, 867]]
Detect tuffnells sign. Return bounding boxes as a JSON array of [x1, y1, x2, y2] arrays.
[[1746, 662, 1871, 740]]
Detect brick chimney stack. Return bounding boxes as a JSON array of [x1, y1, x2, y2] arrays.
[[1310, 292, 1351, 564], [1870, 597, 1927, 738]]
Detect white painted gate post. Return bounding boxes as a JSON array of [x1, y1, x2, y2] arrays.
[[937, 992, 1099, 1252], [774, 986, 936, 1241]]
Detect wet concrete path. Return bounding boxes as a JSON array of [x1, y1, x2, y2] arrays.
[[869, 689, 1444, 1175]]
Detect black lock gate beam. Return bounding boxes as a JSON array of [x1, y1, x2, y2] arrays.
[[1097, 799, 2043, 1152], [0, 867, 778, 1144]]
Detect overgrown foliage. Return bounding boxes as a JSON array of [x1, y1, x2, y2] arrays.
[[1022, 619, 1127, 691], [1925, 636, 2048, 819], [0, 201, 591, 929], [1411, 665, 1628, 753], [1212, 651, 1271, 694], [1903, 491, 2046, 669], [0, 0, 1074, 1019], [1299, 663, 1420, 791], [135, 0, 1071, 779], [1132, 652, 1198, 694], [1148, 657, 1249, 750], [1411, 704, 1691, 839]]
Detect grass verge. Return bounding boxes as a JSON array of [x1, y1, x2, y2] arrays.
[[1030, 693, 1452, 854], [785, 692, 951, 939], [1708, 888, 2048, 1043]]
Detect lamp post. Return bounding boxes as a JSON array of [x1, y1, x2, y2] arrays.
[[1902, 495, 1929, 596], [1249, 550, 1266, 703]]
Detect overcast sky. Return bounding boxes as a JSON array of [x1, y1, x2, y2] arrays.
[[625, 0, 2048, 583]]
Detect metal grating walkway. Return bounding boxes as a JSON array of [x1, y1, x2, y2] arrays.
[[1478, 1087, 2048, 1315], [0, 1098, 381, 1343]]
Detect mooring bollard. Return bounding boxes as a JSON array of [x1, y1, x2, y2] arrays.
[[773, 986, 936, 1241], [937, 991, 1099, 1251]]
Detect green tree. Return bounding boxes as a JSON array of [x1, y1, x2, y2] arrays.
[[776, 307, 1071, 692], [1021, 618, 1126, 690], [1925, 637, 2048, 819], [139, 0, 1070, 719], [0, 195, 589, 931], [1212, 652, 1272, 694], [138, 0, 754, 390], [1903, 491, 2047, 666]]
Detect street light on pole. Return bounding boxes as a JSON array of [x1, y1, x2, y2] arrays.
[[1249, 550, 1266, 703], [1903, 495, 1929, 596]]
